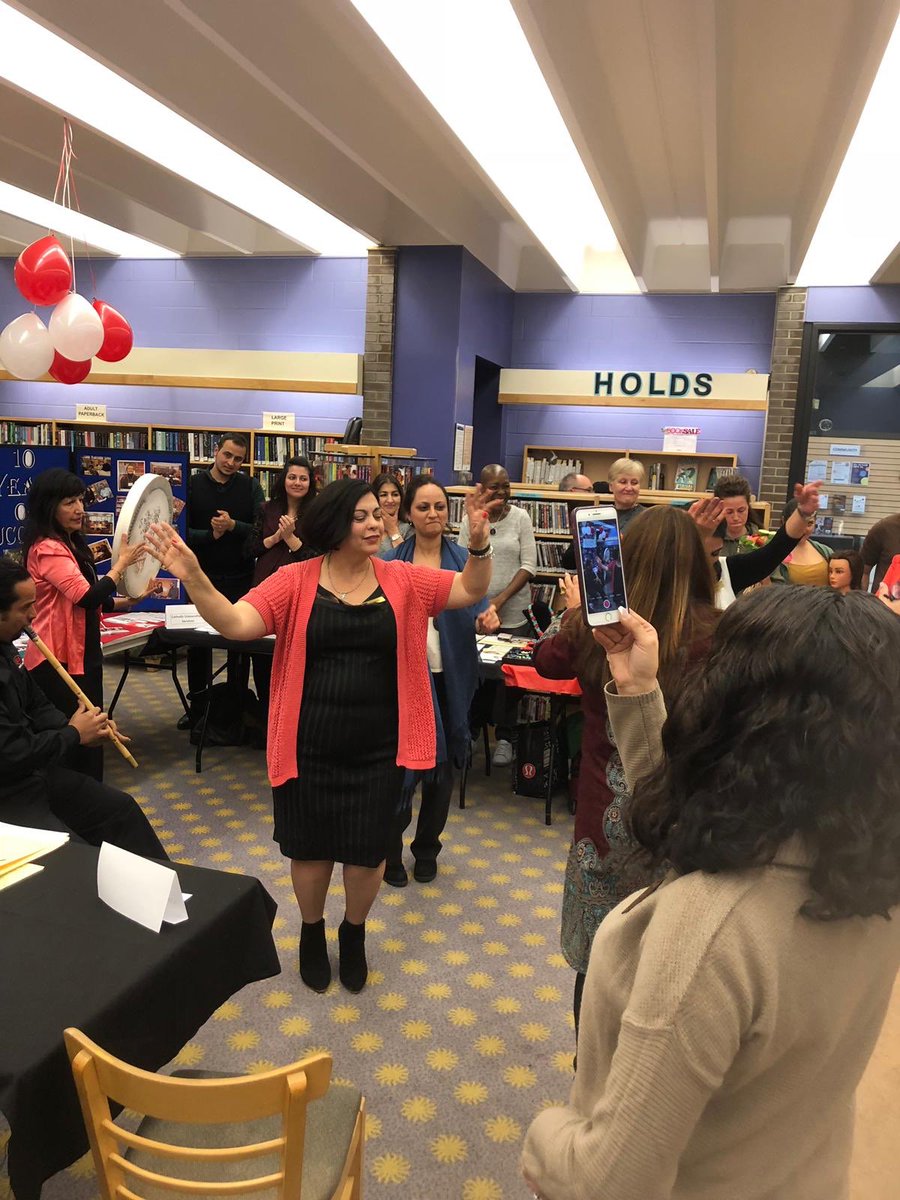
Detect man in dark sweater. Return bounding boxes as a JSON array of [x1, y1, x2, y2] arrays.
[[184, 433, 264, 725], [0, 558, 167, 857], [861, 511, 900, 592]]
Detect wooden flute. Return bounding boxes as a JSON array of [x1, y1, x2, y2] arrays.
[[23, 625, 139, 769]]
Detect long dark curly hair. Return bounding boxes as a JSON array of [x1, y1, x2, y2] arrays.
[[21, 468, 94, 582], [630, 585, 900, 920]]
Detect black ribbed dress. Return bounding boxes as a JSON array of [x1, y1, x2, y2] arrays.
[[272, 586, 403, 866]]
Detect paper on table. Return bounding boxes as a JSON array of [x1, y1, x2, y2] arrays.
[[97, 842, 189, 933], [0, 863, 43, 892], [0, 822, 68, 876], [164, 604, 219, 634]]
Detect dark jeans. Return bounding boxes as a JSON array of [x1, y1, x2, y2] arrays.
[[388, 675, 454, 868], [29, 661, 104, 782], [1, 765, 168, 860], [186, 576, 252, 720]]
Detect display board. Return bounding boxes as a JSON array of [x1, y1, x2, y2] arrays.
[[0, 445, 71, 556], [75, 447, 188, 612]]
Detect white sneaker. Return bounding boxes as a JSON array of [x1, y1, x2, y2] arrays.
[[492, 739, 513, 766]]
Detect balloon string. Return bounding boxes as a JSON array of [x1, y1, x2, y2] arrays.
[[62, 120, 77, 293]]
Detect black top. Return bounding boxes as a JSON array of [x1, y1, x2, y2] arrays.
[[187, 468, 265, 583], [725, 524, 800, 593], [0, 642, 79, 794]]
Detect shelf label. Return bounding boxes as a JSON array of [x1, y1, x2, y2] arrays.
[[262, 411, 295, 431], [76, 403, 107, 423]]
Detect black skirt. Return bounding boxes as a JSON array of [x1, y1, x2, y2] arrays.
[[272, 587, 403, 866]]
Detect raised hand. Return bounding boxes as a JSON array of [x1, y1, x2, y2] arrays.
[[113, 530, 147, 573], [559, 572, 581, 610], [687, 495, 726, 534], [793, 480, 823, 516], [591, 608, 659, 696], [145, 522, 202, 585], [464, 483, 504, 546]]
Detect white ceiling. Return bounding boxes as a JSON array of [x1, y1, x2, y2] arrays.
[[0, 0, 898, 291]]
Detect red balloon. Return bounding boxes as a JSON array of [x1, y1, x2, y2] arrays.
[[14, 236, 73, 306], [92, 299, 133, 362], [49, 350, 92, 385]]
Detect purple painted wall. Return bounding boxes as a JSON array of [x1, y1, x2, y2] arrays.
[[391, 247, 513, 480], [0, 256, 366, 433], [505, 293, 777, 489], [805, 285, 900, 324]]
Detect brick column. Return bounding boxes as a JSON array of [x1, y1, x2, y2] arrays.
[[758, 286, 807, 507], [361, 247, 397, 446]]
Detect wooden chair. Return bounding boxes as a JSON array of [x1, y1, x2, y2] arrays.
[[64, 1029, 364, 1200]]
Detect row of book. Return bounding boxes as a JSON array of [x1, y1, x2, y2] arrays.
[[523, 455, 585, 485], [55, 430, 148, 450], [151, 430, 228, 459], [379, 460, 435, 489], [0, 421, 52, 444], [535, 539, 569, 570], [253, 434, 329, 464], [512, 499, 571, 534], [530, 582, 558, 607]]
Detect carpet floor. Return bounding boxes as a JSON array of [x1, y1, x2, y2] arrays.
[[8, 654, 899, 1199]]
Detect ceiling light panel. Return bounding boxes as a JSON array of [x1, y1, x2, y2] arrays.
[[0, 180, 179, 257], [797, 16, 900, 285], [0, 2, 374, 256], [350, 0, 637, 290]]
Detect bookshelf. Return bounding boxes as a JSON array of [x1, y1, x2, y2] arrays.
[[53, 420, 149, 451], [522, 444, 739, 498], [0, 417, 52, 444]]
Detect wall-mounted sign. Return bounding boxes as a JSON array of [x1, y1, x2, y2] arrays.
[[595, 371, 714, 398], [498, 369, 768, 410], [829, 443, 861, 456], [76, 402, 107, 422], [262, 411, 296, 432]]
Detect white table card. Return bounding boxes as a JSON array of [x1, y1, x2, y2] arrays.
[[97, 842, 189, 933]]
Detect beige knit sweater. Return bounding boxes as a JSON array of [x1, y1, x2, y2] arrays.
[[522, 685, 900, 1200]]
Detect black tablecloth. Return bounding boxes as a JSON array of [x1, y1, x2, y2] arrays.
[[157, 628, 276, 655], [0, 842, 280, 1200]]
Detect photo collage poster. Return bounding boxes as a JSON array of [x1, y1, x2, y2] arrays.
[[75, 448, 189, 612], [0, 445, 71, 558]]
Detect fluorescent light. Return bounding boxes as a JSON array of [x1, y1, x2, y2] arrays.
[[0, 3, 374, 256], [797, 15, 900, 285], [350, 0, 637, 291], [0, 180, 179, 258]]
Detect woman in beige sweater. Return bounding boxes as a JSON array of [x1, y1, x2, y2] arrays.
[[522, 586, 900, 1200]]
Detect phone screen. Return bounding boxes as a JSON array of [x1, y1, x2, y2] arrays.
[[576, 515, 627, 616]]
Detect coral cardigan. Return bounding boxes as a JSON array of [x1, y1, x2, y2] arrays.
[[243, 555, 456, 786], [24, 538, 94, 675]]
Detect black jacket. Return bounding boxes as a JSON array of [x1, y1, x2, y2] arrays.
[[187, 469, 265, 584], [0, 643, 79, 789]]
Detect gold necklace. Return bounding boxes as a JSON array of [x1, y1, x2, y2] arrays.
[[325, 555, 371, 602]]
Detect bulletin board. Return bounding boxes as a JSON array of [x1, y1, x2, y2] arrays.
[[0, 445, 71, 556], [74, 447, 189, 611]]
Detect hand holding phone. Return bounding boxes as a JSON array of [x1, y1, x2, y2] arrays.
[[572, 506, 629, 627]]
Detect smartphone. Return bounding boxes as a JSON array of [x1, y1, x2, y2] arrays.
[[572, 506, 628, 626]]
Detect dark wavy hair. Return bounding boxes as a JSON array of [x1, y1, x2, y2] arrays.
[[21, 468, 94, 580], [829, 549, 865, 591], [269, 456, 317, 514], [630, 585, 900, 920], [298, 478, 378, 553], [372, 471, 405, 519]]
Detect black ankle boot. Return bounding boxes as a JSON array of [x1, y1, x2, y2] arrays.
[[338, 918, 368, 993], [299, 919, 331, 993]]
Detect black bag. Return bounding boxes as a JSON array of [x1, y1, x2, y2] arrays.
[[513, 722, 556, 797], [193, 683, 265, 747]]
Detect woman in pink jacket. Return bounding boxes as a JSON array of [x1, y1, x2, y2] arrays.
[[146, 478, 498, 993], [22, 469, 146, 780]]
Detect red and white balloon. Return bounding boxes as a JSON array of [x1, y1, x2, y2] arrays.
[[92, 299, 133, 362], [14, 235, 72, 306], [0, 235, 135, 384]]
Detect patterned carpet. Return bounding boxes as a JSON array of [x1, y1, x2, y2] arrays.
[[38, 653, 577, 1200]]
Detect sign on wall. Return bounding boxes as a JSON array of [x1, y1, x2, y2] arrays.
[[499, 368, 769, 410]]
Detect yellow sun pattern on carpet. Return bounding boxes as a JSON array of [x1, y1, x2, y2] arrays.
[[42, 661, 577, 1200]]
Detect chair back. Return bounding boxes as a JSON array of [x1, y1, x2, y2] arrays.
[[64, 1028, 363, 1200]]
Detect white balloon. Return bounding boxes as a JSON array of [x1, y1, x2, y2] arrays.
[[48, 292, 104, 360], [0, 312, 54, 380]]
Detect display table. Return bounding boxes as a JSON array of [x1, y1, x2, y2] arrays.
[[0, 842, 280, 1200], [100, 614, 167, 717]]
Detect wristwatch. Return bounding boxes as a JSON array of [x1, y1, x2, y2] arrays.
[[390, 533, 403, 543]]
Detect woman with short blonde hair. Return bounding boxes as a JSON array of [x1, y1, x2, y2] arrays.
[[607, 457, 645, 534]]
